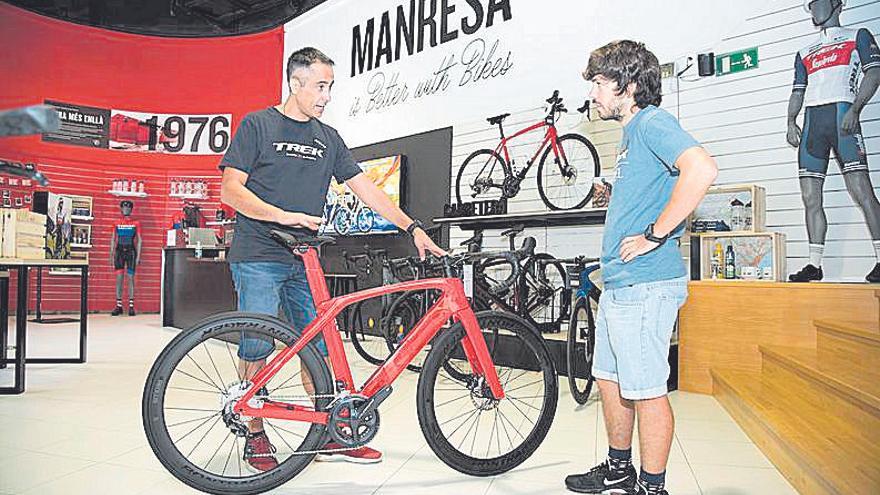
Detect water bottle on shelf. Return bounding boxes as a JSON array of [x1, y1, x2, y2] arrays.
[[725, 245, 736, 279], [711, 241, 724, 279]]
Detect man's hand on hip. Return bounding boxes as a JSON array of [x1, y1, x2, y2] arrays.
[[275, 211, 323, 231], [412, 229, 448, 260], [619, 234, 660, 263]]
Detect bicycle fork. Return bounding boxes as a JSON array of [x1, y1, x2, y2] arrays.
[[454, 306, 506, 400]]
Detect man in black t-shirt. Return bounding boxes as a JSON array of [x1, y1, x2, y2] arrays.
[[220, 47, 445, 471]]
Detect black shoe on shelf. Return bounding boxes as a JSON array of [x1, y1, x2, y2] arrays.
[[867, 263, 880, 283], [564, 461, 636, 493], [111, 306, 123, 316], [788, 264, 823, 282], [128, 306, 136, 316]]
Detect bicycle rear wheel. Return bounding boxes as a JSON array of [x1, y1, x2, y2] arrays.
[[142, 312, 332, 495], [537, 133, 600, 211], [455, 149, 510, 205], [349, 300, 392, 365], [383, 291, 430, 372], [417, 311, 557, 476], [520, 253, 571, 333], [567, 297, 596, 405]]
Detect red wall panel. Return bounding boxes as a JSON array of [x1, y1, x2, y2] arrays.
[[0, 3, 283, 313]]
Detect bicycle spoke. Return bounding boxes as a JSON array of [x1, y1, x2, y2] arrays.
[[203, 342, 226, 392], [185, 354, 224, 392], [174, 368, 224, 392], [204, 430, 233, 470], [225, 342, 243, 382], [167, 412, 219, 429], [168, 386, 219, 395]]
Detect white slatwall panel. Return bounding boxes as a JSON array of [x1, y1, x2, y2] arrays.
[[448, 0, 880, 281]]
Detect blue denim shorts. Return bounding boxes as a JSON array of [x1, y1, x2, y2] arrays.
[[230, 260, 327, 361], [592, 276, 688, 400]]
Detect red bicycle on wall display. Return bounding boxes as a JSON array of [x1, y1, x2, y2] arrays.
[[455, 90, 600, 211], [142, 229, 558, 495]]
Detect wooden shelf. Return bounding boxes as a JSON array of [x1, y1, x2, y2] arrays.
[[170, 193, 208, 200], [71, 215, 93, 222]]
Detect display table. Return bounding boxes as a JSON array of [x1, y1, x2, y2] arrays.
[[0, 258, 89, 395], [162, 247, 235, 330]]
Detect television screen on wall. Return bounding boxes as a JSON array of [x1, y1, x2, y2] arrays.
[[319, 154, 405, 236]]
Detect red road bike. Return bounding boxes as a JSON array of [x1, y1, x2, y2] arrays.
[[143, 230, 558, 495], [455, 90, 599, 211]]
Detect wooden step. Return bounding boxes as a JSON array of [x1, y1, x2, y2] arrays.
[[711, 369, 880, 495], [761, 345, 880, 416], [815, 320, 880, 372]]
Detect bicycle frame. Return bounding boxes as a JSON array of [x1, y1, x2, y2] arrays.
[[233, 247, 505, 424], [493, 117, 567, 178]]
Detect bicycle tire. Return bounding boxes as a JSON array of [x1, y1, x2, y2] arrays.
[[417, 310, 557, 476], [382, 291, 428, 372], [333, 207, 353, 235], [356, 206, 375, 233], [536, 133, 600, 211], [519, 253, 571, 332], [567, 297, 596, 405], [349, 300, 391, 365], [142, 311, 332, 495], [455, 149, 510, 205]]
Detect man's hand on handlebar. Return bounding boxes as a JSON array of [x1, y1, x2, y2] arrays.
[[274, 210, 323, 231], [412, 228, 448, 260]]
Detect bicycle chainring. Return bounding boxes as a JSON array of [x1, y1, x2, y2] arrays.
[[327, 395, 380, 448], [502, 175, 521, 198]]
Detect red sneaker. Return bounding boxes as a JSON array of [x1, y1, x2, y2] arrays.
[[316, 442, 383, 464], [243, 431, 279, 472]]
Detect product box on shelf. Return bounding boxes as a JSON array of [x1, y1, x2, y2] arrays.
[[697, 231, 786, 282], [0, 209, 47, 259], [691, 184, 766, 233]]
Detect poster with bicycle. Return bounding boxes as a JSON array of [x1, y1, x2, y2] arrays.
[[319, 155, 404, 236]]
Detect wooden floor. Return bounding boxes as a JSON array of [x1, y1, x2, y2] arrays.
[[680, 282, 880, 494]]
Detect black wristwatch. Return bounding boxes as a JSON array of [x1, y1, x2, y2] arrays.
[[644, 223, 669, 245], [406, 219, 425, 237]]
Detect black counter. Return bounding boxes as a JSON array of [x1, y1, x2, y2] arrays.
[[162, 247, 236, 329]]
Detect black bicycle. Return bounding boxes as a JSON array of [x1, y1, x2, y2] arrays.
[[562, 256, 601, 404]]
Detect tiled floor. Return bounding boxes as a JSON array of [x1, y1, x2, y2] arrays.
[[0, 315, 798, 494]]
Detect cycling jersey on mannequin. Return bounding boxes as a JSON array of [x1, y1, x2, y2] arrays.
[[793, 27, 880, 108]]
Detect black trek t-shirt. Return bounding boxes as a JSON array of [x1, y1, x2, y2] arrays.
[[220, 108, 362, 263]]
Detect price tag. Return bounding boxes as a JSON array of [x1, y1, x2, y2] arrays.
[[462, 263, 474, 299]]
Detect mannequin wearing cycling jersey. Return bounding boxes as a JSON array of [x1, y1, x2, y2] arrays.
[[110, 200, 141, 316], [787, 0, 880, 282]]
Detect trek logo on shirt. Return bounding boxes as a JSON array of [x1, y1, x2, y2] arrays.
[[804, 41, 855, 73], [272, 141, 326, 161], [615, 148, 628, 179]]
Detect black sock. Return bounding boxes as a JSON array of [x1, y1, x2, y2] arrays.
[[639, 468, 666, 492], [608, 447, 632, 471]]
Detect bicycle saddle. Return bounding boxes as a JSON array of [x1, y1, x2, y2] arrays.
[[270, 229, 336, 249], [486, 113, 510, 126], [501, 224, 525, 238]]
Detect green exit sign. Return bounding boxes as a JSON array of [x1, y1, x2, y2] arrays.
[[715, 48, 759, 76]]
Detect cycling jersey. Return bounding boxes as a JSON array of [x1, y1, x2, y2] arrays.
[[114, 217, 141, 248], [793, 27, 880, 107]]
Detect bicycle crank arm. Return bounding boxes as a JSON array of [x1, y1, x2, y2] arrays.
[[358, 386, 393, 419]]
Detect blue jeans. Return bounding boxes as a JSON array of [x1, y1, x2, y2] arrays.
[[592, 276, 688, 400], [230, 261, 327, 361]]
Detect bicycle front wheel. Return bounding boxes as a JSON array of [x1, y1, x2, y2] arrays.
[[417, 310, 557, 476], [537, 133, 600, 210], [567, 297, 597, 405], [142, 312, 332, 495], [520, 253, 571, 333], [383, 291, 429, 372], [455, 149, 510, 205]]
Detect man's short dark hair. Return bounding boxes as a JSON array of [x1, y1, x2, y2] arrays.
[[584, 40, 662, 109], [286, 47, 335, 83]]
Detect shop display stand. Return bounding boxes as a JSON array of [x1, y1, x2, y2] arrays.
[[108, 190, 148, 198]]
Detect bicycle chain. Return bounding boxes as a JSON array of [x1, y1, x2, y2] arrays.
[[247, 393, 366, 456]]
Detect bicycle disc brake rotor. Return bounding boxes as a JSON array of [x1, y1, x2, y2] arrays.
[[560, 164, 577, 185], [327, 395, 380, 448], [220, 381, 265, 438], [468, 376, 500, 411]]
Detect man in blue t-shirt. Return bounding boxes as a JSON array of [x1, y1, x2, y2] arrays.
[[564, 41, 718, 495]]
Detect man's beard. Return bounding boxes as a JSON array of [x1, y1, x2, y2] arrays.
[[598, 101, 625, 122]]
